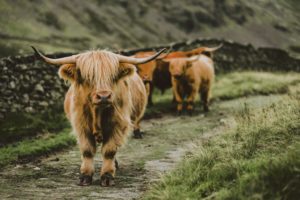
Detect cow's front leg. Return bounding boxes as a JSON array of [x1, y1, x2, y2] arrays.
[[186, 82, 199, 115], [172, 78, 184, 115], [100, 138, 118, 187], [78, 133, 96, 186]]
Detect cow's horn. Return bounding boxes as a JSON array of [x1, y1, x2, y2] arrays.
[[118, 48, 167, 64], [203, 43, 223, 52], [31, 46, 77, 65], [186, 55, 200, 62]]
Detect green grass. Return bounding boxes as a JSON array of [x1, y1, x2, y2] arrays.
[[0, 109, 69, 145], [0, 128, 76, 167], [213, 71, 300, 100], [144, 95, 300, 200]]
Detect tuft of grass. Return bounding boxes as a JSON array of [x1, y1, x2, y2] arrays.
[[213, 71, 300, 100], [144, 95, 300, 200], [0, 128, 76, 167]]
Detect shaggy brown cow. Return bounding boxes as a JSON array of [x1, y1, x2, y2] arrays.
[[32, 47, 165, 187], [134, 51, 156, 106], [163, 54, 215, 114], [134, 45, 222, 106]]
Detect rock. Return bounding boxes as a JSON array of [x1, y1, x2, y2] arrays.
[[44, 75, 52, 80], [25, 106, 35, 113], [23, 94, 29, 103], [33, 167, 41, 171], [220, 118, 227, 125], [9, 81, 16, 89], [20, 64, 27, 70], [34, 83, 44, 93], [39, 101, 49, 107], [50, 91, 61, 99], [14, 165, 23, 169]]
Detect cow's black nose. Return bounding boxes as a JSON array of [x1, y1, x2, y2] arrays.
[[93, 91, 112, 105], [97, 93, 111, 102]]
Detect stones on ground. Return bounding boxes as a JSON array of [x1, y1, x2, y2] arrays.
[[33, 167, 41, 171]]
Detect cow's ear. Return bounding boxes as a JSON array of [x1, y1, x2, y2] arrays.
[[186, 56, 199, 68], [117, 63, 135, 80], [58, 64, 77, 82]]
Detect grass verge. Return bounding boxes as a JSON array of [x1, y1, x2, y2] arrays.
[[0, 128, 76, 167], [144, 95, 300, 200], [0, 106, 68, 146], [213, 71, 300, 100]]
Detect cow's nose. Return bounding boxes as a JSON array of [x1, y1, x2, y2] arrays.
[[97, 92, 111, 101], [93, 91, 112, 104]]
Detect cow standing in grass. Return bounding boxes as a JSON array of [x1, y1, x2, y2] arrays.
[[135, 45, 222, 106], [162, 54, 215, 114], [32, 47, 165, 186]]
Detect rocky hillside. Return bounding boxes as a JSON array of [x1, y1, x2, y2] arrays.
[[0, 0, 299, 57]]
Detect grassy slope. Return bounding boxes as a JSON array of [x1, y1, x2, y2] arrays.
[[144, 95, 300, 199], [0, 0, 299, 57]]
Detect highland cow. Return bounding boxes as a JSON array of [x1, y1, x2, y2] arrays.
[[162, 54, 215, 114], [32, 47, 165, 186]]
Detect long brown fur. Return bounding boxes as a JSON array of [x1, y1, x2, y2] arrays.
[[60, 50, 147, 186], [167, 55, 215, 113]]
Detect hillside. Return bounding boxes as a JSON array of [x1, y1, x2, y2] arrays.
[[0, 0, 299, 57]]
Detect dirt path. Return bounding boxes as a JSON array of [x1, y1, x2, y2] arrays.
[[0, 95, 283, 200]]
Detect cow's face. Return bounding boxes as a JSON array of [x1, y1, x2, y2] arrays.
[[136, 61, 156, 82], [168, 59, 192, 79], [58, 53, 135, 109]]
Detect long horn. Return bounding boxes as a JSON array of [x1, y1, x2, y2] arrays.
[[31, 46, 77, 65], [202, 43, 223, 52], [118, 48, 167, 64], [156, 46, 173, 60]]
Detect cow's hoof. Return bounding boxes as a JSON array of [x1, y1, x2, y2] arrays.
[[187, 109, 194, 116], [100, 173, 115, 187], [78, 174, 93, 186], [176, 110, 182, 116], [204, 107, 209, 112], [133, 129, 143, 139]]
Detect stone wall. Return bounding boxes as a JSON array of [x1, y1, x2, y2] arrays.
[[1, 39, 300, 121]]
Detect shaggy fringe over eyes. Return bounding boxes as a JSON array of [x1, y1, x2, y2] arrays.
[[76, 50, 119, 89]]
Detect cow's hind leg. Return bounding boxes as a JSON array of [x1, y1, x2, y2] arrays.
[[100, 139, 118, 187], [133, 118, 143, 139], [78, 133, 96, 186], [200, 84, 210, 112]]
